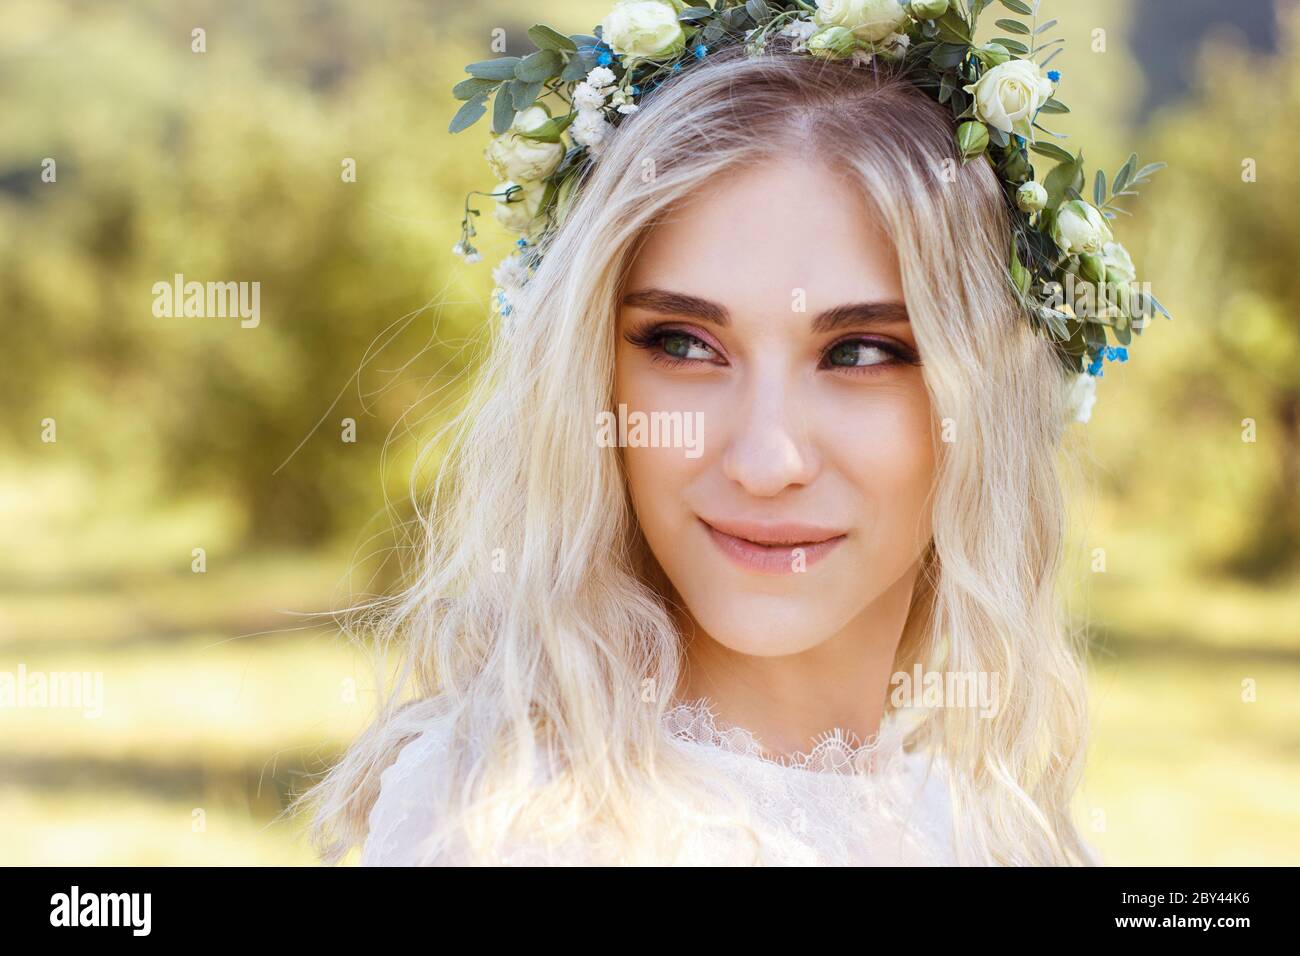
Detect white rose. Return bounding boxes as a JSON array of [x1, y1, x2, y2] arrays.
[[484, 108, 564, 183], [601, 0, 686, 61], [814, 0, 908, 44], [571, 109, 612, 153], [573, 81, 608, 111], [1102, 241, 1136, 284], [1053, 200, 1114, 256], [493, 180, 546, 233], [963, 58, 1055, 139], [1064, 372, 1098, 425]]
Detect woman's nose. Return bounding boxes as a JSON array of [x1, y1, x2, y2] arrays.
[[719, 375, 820, 497]]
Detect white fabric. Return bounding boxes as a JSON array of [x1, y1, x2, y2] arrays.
[[362, 698, 957, 866]]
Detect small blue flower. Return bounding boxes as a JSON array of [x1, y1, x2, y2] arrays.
[[671, 62, 683, 73], [1047, 70, 1061, 83], [1087, 358, 1104, 377], [598, 51, 614, 66], [516, 238, 528, 249], [631, 84, 642, 95], [694, 44, 708, 59], [1115, 346, 1128, 362]]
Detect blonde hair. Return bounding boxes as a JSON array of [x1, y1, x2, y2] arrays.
[[303, 43, 1096, 866]]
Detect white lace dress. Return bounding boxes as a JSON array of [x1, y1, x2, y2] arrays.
[[361, 698, 958, 866]]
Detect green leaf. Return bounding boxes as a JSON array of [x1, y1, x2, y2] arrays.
[[509, 79, 544, 111], [1034, 18, 1059, 34], [1114, 153, 1139, 193], [515, 49, 563, 82], [453, 77, 500, 101], [995, 18, 1032, 35], [991, 37, 1030, 54], [528, 24, 577, 52], [935, 9, 972, 43], [1029, 141, 1071, 162], [1043, 150, 1084, 208], [745, 0, 771, 23], [679, 6, 714, 20], [492, 85, 516, 134], [1000, 0, 1034, 14], [1133, 161, 1168, 182], [449, 93, 489, 134], [517, 112, 575, 143], [561, 54, 597, 81], [466, 57, 522, 80], [570, 33, 602, 48], [931, 43, 970, 68], [1094, 169, 1106, 207], [1040, 47, 1063, 68], [1037, 97, 1069, 114]]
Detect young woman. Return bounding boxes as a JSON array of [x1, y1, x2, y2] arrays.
[[305, 1, 1154, 866]]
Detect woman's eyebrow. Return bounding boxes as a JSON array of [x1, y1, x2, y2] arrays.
[[621, 288, 910, 333]]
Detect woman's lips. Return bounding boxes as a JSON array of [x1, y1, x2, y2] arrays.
[[698, 517, 847, 576]]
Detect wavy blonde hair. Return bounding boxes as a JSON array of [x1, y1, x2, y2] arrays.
[[303, 43, 1096, 866]]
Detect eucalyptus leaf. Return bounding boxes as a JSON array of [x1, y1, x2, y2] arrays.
[[466, 57, 522, 81], [995, 18, 1032, 35], [510, 78, 544, 111], [1034, 18, 1059, 34], [1094, 169, 1106, 207], [1037, 98, 1069, 114], [745, 0, 771, 23], [679, 6, 714, 19], [516, 49, 563, 82], [492, 84, 516, 134], [449, 93, 489, 134], [528, 24, 577, 53], [453, 77, 500, 101], [1000, 0, 1033, 14]]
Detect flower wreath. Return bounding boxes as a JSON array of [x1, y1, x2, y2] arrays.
[[447, 0, 1172, 422]]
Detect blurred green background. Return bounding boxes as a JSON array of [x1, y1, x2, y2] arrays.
[[0, 0, 1296, 865]]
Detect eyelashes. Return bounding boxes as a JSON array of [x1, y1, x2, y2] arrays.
[[622, 322, 921, 374]]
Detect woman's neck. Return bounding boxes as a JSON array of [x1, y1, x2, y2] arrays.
[[675, 558, 921, 760]]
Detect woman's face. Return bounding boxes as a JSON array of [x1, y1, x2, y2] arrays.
[[614, 156, 937, 658]]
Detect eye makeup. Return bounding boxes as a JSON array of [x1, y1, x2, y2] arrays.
[[623, 321, 921, 375]]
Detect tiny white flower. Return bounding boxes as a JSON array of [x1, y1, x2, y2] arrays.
[[571, 108, 612, 153], [452, 242, 465, 256], [586, 66, 617, 88], [464, 251, 483, 264], [492, 253, 531, 294], [573, 81, 608, 111], [617, 103, 639, 114], [1064, 372, 1098, 424]]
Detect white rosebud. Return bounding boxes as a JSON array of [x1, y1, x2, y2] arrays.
[[493, 180, 546, 233], [1053, 199, 1114, 256], [1102, 241, 1136, 285], [485, 107, 565, 183], [909, 0, 948, 18], [586, 66, 617, 88], [814, 0, 909, 44], [601, 0, 686, 61], [808, 26, 859, 59], [573, 81, 608, 111], [1016, 181, 1048, 213], [1064, 372, 1098, 424], [571, 109, 612, 153], [963, 58, 1055, 139]]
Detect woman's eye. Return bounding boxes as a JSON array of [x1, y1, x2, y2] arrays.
[[661, 333, 715, 361], [827, 341, 892, 368]]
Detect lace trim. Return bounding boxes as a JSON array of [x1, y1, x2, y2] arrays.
[[663, 697, 912, 777]]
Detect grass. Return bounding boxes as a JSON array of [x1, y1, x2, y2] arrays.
[[2, 554, 1297, 866]]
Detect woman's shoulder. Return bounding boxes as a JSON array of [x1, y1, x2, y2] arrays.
[[361, 709, 460, 866]]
